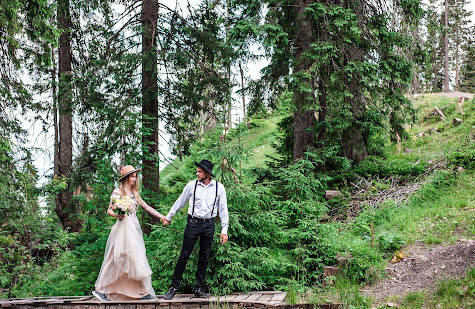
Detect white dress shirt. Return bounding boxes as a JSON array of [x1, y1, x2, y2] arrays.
[[166, 179, 229, 234]]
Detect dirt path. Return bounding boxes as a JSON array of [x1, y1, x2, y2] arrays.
[[361, 239, 475, 303]]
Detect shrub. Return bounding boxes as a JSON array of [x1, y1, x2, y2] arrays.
[[354, 156, 427, 177], [447, 139, 475, 169], [377, 232, 405, 252]]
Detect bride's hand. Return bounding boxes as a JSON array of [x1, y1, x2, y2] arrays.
[[116, 214, 124, 220], [160, 217, 171, 226]]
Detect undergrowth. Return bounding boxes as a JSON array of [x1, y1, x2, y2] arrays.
[[5, 94, 474, 309]]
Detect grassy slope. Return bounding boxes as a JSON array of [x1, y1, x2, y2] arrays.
[[159, 114, 283, 189], [158, 95, 474, 308], [313, 95, 474, 308]]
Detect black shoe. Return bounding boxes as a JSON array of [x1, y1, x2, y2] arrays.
[[92, 290, 109, 301], [194, 289, 210, 298], [164, 287, 177, 300], [141, 294, 157, 300]]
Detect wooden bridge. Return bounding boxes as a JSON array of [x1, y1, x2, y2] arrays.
[[0, 291, 341, 308]]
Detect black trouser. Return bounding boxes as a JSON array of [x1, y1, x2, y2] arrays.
[[171, 215, 215, 291]]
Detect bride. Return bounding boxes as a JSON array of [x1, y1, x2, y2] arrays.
[[92, 165, 165, 301]]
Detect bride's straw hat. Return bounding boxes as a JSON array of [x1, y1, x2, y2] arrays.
[[118, 165, 141, 182]]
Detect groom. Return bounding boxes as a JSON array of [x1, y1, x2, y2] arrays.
[[161, 159, 229, 299]]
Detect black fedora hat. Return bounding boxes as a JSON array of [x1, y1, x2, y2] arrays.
[[194, 159, 215, 177]]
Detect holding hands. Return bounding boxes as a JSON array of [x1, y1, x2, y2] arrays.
[[161, 217, 171, 226]]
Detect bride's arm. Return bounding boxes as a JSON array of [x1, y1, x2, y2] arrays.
[[137, 196, 166, 220], [107, 202, 123, 219]]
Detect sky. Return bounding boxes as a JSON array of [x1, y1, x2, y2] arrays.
[[21, 0, 475, 184]]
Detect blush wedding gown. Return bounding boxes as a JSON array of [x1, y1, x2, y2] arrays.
[[94, 189, 155, 300]]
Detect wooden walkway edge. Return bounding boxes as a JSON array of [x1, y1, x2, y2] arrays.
[[0, 291, 342, 308]]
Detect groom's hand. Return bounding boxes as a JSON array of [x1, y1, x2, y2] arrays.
[[161, 217, 171, 226], [220, 234, 228, 244]]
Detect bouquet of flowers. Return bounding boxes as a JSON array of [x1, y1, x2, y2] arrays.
[[112, 195, 134, 219]]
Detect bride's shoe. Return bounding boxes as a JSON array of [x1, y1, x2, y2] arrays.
[[141, 294, 157, 300], [92, 290, 109, 301]]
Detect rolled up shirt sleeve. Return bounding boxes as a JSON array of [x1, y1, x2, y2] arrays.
[[166, 182, 193, 222], [218, 184, 229, 234]]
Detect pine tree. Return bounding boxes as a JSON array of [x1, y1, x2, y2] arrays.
[[259, 0, 423, 163], [292, 0, 315, 160], [450, 0, 472, 89], [444, 0, 450, 92], [56, 0, 81, 232], [458, 28, 475, 92]]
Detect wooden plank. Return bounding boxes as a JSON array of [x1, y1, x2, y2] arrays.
[[242, 293, 262, 302], [255, 294, 273, 303], [269, 292, 287, 303], [216, 294, 238, 301], [249, 291, 280, 295], [0, 291, 297, 308], [158, 302, 171, 307], [206, 296, 220, 302], [31, 298, 65, 304], [62, 297, 93, 303], [229, 294, 250, 302], [172, 295, 190, 300]]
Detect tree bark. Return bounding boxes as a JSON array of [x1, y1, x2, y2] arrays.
[[239, 61, 247, 127], [454, 9, 460, 88], [292, 0, 315, 160], [317, 78, 327, 142], [141, 0, 160, 233], [52, 46, 59, 177], [56, 0, 80, 232], [226, 0, 232, 131], [341, 88, 368, 163], [444, 0, 450, 92]]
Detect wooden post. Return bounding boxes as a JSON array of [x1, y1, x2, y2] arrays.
[[322, 266, 339, 286]]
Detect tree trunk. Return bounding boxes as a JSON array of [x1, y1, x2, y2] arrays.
[[292, 0, 315, 160], [239, 62, 248, 128], [57, 0, 80, 232], [444, 0, 450, 92], [226, 0, 232, 131], [141, 0, 160, 234], [342, 88, 368, 163], [317, 78, 327, 142], [455, 16, 460, 88], [52, 46, 59, 177]]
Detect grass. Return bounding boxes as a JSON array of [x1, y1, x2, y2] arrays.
[[226, 115, 282, 169], [157, 94, 474, 308], [404, 94, 475, 162], [159, 115, 282, 190], [400, 268, 475, 309], [376, 170, 475, 245], [297, 94, 475, 308]]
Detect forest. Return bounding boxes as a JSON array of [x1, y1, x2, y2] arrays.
[[1, 0, 474, 307]]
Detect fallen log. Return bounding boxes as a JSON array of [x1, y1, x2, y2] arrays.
[[453, 117, 463, 125], [325, 190, 342, 200], [434, 106, 446, 120]]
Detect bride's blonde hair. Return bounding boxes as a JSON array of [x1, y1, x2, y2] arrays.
[[119, 173, 140, 199]]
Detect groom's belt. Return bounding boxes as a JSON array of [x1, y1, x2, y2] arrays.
[[188, 214, 215, 222]]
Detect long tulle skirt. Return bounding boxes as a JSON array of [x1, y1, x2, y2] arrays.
[[95, 214, 155, 300]]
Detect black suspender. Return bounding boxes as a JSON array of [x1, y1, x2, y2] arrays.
[[192, 180, 198, 216], [192, 179, 218, 217]]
